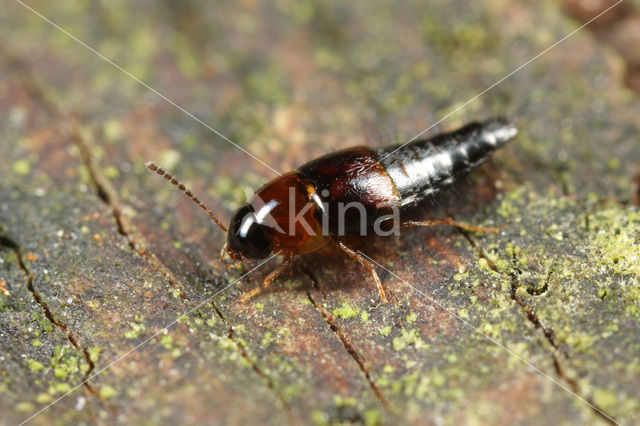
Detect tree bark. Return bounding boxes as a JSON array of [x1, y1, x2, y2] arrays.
[[1, 1, 639, 424]]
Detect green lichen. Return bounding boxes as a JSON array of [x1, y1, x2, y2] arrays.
[[160, 335, 174, 350], [282, 384, 304, 402], [607, 157, 621, 171], [52, 382, 71, 394], [332, 302, 359, 320], [13, 158, 31, 176], [592, 388, 618, 411], [158, 149, 182, 171], [88, 347, 102, 363], [28, 359, 45, 373], [333, 395, 357, 407], [99, 385, 118, 399], [453, 271, 469, 281], [49, 345, 86, 381], [379, 326, 392, 336], [261, 331, 275, 347], [431, 370, 446, 387], [493, 258, 510, 272], [103, 119, 123, 141], [208, 175, 260, 210], [35, 393, 53, 404], [104, 165, 120, 179], [310, 410, 329, 426], [124, 322, 146, 339], [206, 316, 217, 327], [496, 186, 528, 219], [589, 208, 640, 276], [16, 402, 34, 412], [477, 258, 491, 273], [392, 329, 428, 351], [364, 409, 383, 426], [53, 367, 67, 379], [218, 336, 238, 351]]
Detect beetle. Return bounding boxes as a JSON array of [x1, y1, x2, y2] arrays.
[[147, 118, 517, 302]]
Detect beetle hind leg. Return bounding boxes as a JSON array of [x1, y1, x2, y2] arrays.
[[334, 240, 389, 303], [404, 217, 499, 233]]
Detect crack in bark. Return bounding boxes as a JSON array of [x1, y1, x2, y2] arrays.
[[74, 127, 300, 420], [302, 267, 390, 411], [1, 44, 192, 306], [462, 232, 565, 355], [71, 128, 195, 304], [0, 234, 100, 400], [460, 231, 617, 425], [65, 111, 302, 418], [74, 129, 295, 416], [209, 302, 294, 416], [1, 53, 288, 414]]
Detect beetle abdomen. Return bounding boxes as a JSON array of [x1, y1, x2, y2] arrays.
[[377, 118, 517, 207]]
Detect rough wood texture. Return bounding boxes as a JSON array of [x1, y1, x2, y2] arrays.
[[1, 0, 639, 425]]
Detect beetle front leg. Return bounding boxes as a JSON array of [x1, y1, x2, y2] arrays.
[[240, 253, 294, 302]]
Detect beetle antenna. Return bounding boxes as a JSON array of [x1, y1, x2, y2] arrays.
[[146, 162, 228, 233]]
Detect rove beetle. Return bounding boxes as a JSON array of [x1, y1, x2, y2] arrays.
[[147, 118, 517, 302]]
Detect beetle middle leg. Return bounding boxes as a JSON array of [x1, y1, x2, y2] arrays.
[[333, 239, 389, 303], [404, 218, 499, 233], [240, 253, 294, 302]]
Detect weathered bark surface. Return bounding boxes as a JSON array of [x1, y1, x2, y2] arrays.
[[1, 1, 639, 425]]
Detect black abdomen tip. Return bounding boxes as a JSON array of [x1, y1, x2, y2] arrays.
[[379, 118, 518, 207], [481, 118, 518, 148]]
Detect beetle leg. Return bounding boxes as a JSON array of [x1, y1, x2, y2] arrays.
[[220, 242, 244, 270], [240, 253, 294, 302], [334, 240, 389, 303], [220, 242, 228, 263], [404, 218, 499, 233]]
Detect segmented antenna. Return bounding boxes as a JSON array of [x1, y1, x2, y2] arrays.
[[145, 162, 228, 232]]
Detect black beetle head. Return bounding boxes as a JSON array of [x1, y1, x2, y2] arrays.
[[227, 204, 273, 260]]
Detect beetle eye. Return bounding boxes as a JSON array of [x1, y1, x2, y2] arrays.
[[227, 205, 273, 259]]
